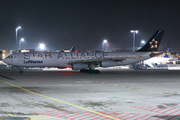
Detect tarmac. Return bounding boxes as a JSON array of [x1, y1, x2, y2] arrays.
[[0, 67, 180, 120]]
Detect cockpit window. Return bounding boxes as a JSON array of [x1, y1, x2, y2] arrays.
[[7, 56, 13, 58]]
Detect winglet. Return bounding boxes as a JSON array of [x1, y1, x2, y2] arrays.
[[137, 30, 164, 52]]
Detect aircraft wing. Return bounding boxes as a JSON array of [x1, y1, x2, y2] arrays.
[[67, 56, 135, 64]]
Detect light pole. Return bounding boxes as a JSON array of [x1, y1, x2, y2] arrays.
[[16, 26, 21, 52], [130, 30, 138, 51], [102, 39, 107, 51], [19, 38, 24, 51]]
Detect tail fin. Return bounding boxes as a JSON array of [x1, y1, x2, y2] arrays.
[[166, 48, 170, 52], [163, 48, 170, 58], [164, 53, 169, 58], [70, 46, 75, 52], [137, 30, 164, 52]]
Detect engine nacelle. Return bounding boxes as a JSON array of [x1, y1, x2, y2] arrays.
[[71, 63, 89, 70], [100, 61, 118, 67]]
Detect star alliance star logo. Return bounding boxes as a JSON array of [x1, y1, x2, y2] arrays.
[[149, 39, 158, 48]]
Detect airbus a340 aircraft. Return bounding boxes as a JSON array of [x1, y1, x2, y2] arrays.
[[3, 30, 164, 74]]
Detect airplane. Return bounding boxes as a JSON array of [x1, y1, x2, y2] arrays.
[[3, 30, 164, 74], [143, 48, 170, 67]]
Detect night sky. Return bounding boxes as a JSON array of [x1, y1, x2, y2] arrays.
[[0, 0, 180, 52]]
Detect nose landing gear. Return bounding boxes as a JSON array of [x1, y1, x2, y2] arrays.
[[20, 68, 24, 74]]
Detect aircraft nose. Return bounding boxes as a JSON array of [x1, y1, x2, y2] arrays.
[[2, 58, 8, 64]]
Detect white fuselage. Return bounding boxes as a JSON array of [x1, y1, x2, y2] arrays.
[[3, 52, 151, 68], [144, 56, 170, 65]]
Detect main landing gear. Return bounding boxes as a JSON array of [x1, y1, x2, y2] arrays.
[[80, 69, 100, 74]]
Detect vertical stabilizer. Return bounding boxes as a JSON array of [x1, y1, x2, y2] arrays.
[[163, 48, 170, 58], [137, 30, 164, 52], [70, 46, 75, 52]]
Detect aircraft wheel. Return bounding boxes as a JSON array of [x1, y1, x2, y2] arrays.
[[95, 70, 100, 74], [20, 70, 24, 74], [90, 70, 95, 74], [84, 69, 89, 73], [80, 69, 85, 72]]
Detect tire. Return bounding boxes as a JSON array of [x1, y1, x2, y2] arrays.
[[95, 70, 100, 74], [90, 70, 95, 74], [20, 70, 24, 74], [80, 69, 84, 72]]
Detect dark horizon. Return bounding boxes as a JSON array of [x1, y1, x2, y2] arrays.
[[0, 0, 180, 53]]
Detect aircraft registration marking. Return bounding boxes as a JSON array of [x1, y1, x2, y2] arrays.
[[0, 80, 120, 120]]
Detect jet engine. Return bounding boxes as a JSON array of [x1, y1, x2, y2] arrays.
[[71, 63, 89, 70], [100, 61, 118, 67]]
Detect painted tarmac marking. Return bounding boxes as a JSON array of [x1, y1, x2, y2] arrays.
[[30, 115, 56, 120], [76, 78, 177, 99], [130, 105, 180, 120], [0, 80, 120, 120], [35, 110, 115, 120], [7, 114, 17, 116], [147, 91, 152, 92], [35, 110, 165, 120]]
